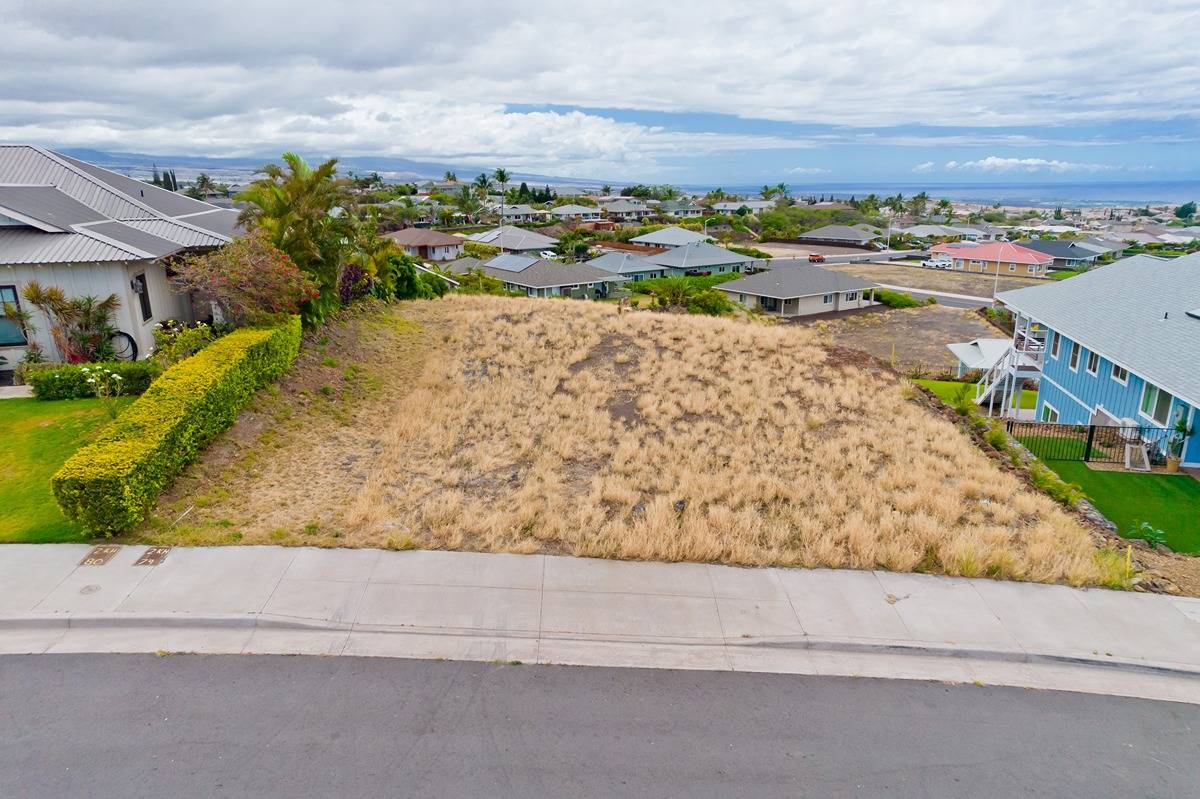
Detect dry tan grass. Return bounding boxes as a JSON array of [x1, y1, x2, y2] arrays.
[[298, 295, 1118, 586]]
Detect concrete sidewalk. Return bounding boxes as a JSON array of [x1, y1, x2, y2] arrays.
[[3, 545, 1200, 703]]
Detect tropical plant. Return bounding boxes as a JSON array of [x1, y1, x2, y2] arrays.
[[933, 198, 953, 219], [150, 320, 216, 367], [760, 185, 776, 200], [493, 167, 510, 223], [171, 230, 320, 326], [600, 184, 612, 195], [1167, 414, 1195, 459], [235, 151, 351, 323], [21, 282, 120, 363], [454, 186, 482, 222], [473, 173, 494, 197], [443, 171, 457, 183]]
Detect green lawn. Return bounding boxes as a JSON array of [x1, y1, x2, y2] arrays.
[[916, 379, 1037, 410], [0, 397, 131, 543], [1044, 461, 1200, 554], [1047, 270, 1082, 281]]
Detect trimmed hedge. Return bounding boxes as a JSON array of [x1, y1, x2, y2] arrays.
[[24, 361, 162, 400], [52, 317, 302, 535]]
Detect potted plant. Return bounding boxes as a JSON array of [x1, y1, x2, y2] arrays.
[[1166, 415, 1194, 473]]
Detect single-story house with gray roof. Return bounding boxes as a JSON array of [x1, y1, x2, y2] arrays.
[[629, 226, 711, 249], [717, 264, 878, 317], [638, 241, 759, 277], [549, 204, 601, 221], [586, 251, 667, 282], [796, 224, 883, 247], [467, 225, 559, 253], [444, 255, 623, 298]]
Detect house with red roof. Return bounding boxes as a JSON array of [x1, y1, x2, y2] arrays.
[[930, 241, 1052, 276]]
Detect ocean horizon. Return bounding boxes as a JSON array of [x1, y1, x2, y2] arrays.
[[712, 180, 1200, 209]]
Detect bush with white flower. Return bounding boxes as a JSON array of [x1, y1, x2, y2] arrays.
[[80, 364, 126, 419]]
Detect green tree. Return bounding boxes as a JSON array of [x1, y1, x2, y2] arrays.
[[194, 173, 215, 196], [443, 170, 457, 183], [235, 152, 351, 323], [933, 198, 953, 219], [1175, 201, 1197, 220], [775, 182, 789, 200], [473, 173, 493, 197], [760, 184, 776, 200], [493, 168, 510, 224]]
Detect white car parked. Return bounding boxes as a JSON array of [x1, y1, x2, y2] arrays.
[[922, 258, 953, 270], [539, 250, 560, 260]]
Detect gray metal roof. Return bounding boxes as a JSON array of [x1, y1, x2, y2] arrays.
[[0, 185, 107, 231], [640, 241, 756, 269], [796, 224, 882, 243], [482, 259, 623, 289], [0, 145, 234, 266], [486, 253, 540, 273], [629, 226, 710, 247], [1017, 239, 1102, 260], [80, 220, 185, 258], [467, 225, 559, 251], [586, 251, 665, 275], [997, 253, 1200, 407], [717, 264, 877, 299], [0, 227, 147, 264]]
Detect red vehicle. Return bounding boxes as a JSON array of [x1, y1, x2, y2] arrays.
[[808, 253, 826, 263]]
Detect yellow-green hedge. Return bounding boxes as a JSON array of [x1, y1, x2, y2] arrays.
[[53, 317, 302, 535]]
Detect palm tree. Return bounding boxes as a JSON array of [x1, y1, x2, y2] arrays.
[[600, 184, 612, 196], [236, 152, 350, 316], [473, 173, 493, 198], [760, 185, 776, 200], [493, 168, 510, 225], [194, 173, 215, 196], [775, 182, 789, 200], [933, 198, 954, 219], [455, 186, 481, 223], [443, 170, 457, 183]]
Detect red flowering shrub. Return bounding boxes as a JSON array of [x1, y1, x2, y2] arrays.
[[172, 231, 320, 325]]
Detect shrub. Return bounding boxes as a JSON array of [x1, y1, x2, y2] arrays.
[[984, 420, 1009, 452], [726, 245, 772, 259], [463, 240, 501, 259], [171, 231, 319, 325], [25, 361, 162, 400], [687, 288, 733, 316], [150, 320, 217, 368], [52, 317, 302, 535], [1028, 463, 1083, 508], [875, 289, 924, 309], [21, 282, 120, 362]]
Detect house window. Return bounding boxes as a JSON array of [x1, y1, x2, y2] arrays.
[[1140, 383, 1174, 426], [132, 273, 152, 322], [1041, 402, 1059, 423], [822, 294, 834, 304], [1111, 364, 1128, 385], [1068, 341, 1080, 371], [738, 294, 746, 303], [0, 285, 28, 346], [844, 291, 858, 301], [1008, 263, 1016, 272], [1050, 333, 1060, 359], [1085, 351, 1099, 375], [970, 260, 983, 269], [1027, 264, 1037, 274]]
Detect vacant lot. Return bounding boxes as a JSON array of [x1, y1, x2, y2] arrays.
[[1, 397, 132, 543], [137, 295, 1126, 588], [824, 262, 1045, 296], [810, 305, 1004, 371], [755, 242, 874, 258]]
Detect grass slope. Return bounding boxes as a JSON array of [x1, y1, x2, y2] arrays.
[[917, 379, 1037, 410], [0, 397, 129, 543], [147, 296, 1123, 588], [1045, 462, 1200, 554]]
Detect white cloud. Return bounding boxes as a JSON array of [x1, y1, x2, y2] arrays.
[[912, 161, 935, 173], [787, 166, 830, 174], [944, 156, 1115, 173], [0, 0, 1195, 174]]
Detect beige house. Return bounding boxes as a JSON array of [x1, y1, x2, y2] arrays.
[[718, 265, 878, 317], [384, 228, 464, 261]]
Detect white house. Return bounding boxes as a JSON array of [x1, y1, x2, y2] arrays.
[[549, 204, 601, 221], [0, 145, 236, 369], [383, 228, 464, 261]]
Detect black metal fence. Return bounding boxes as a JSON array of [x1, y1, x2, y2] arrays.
[[1005, 420, 1176, 465]]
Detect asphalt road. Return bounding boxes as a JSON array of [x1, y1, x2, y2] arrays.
[[3, 655, 1198, 798]]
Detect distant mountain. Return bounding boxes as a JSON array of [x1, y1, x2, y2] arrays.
[[56, 148, 608, 188]]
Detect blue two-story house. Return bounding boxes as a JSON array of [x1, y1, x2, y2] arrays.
[[996, 253, 1200, 467]]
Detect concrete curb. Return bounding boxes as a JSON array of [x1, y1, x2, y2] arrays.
[[5, 612, 1198, 680]]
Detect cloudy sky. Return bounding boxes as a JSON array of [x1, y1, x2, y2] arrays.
[[3, 0, 1198, 183]]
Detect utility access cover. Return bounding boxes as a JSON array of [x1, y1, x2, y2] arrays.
[[80, 545, 120, 566], [134, 546, 171, 566]]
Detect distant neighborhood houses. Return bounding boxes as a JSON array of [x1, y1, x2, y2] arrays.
[[930, 241, 1053, 275], [444, 254, 622, 298]]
